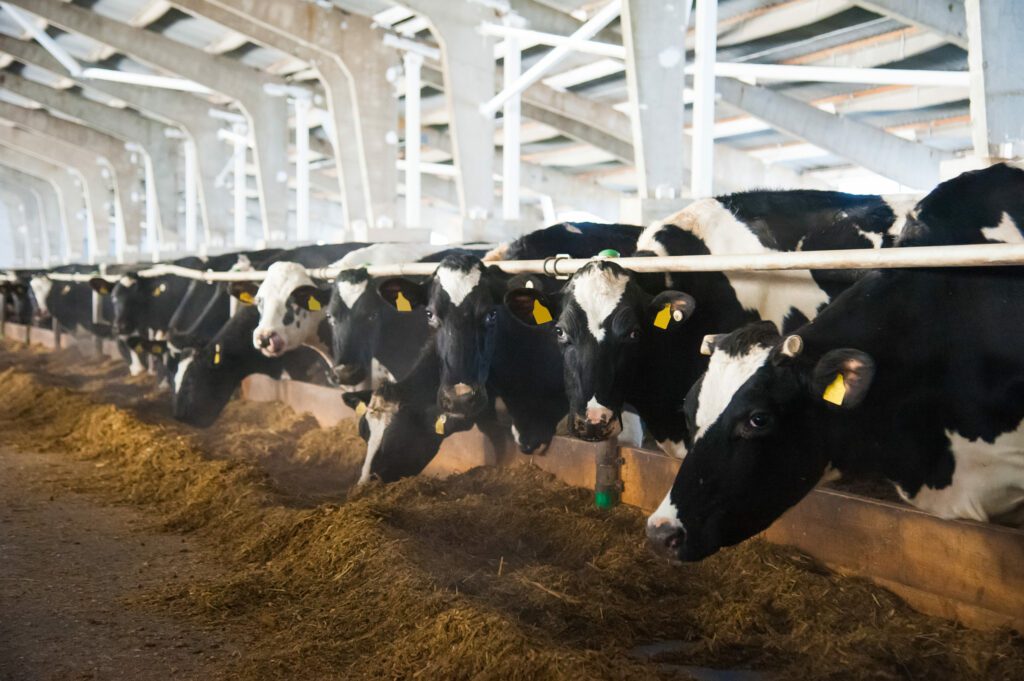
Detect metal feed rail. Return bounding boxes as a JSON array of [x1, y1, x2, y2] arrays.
[[31, 242, 1024, 284]]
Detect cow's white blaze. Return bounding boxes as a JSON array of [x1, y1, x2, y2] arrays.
[[694, 344, 773, 441], [981, 211, 1023, 243], [337, 279, 368, 309], [570, 265, 628, 342], [897, 418, 1024, 522], [173, 356, 194, 394], [647, 488, 684, 532], [119, 276, 136, 288], [883, 195, 918, 240], [437, 264, 480, 307], [29, 276, 52, 315], [358, 398, 398, 484], [253, 261, 319, 355]]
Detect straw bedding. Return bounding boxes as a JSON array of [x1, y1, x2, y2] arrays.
[[0, 340, 1021, 680]]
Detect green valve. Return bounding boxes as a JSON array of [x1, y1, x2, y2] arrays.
[[594, 489, 619, 510], [597, 249, 620, 258]]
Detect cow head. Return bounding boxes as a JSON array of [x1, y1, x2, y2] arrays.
[[28, 275, 53, 318], [170, 340, 239, 427], [378, 254, 504, 419], [324, 268, 379, 385], [646, 321, 875, 561], [94, 274, 147, 336], [244, 261, 326, 357], [555, 260, 695, 443]]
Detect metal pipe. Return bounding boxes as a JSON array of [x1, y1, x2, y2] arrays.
[[232, 122, 247, 247], [403, 51, 423, 229], [502, 33, 521, 222], [1, 3, 83, 76], [691, 0, 718, 198], [479, 22, 626, 59], [183, 137, 198, 251], [294, 96, 311, 241], [704, 62, 971, 88], [80, 67, 212, 94], [479, 0, 623, 117]]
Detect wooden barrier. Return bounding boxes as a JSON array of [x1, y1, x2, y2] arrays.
[[5, 330, 1022, 634]]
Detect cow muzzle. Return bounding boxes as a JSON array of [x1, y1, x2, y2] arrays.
[[571, 404, 621, 441], [438, 382, 487, 417], [254, 330, 286, 357], [645, 517, 686, 562]]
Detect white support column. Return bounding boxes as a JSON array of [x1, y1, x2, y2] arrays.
[[502, 33, 521, 221], [143, 153, 159, 258], [404, 51, 423, 229], [294, 95, 311, 241], [183, 136, 199, 251], [690, 0, 718, 198], [966, 0, 1024, 159], [232, 123, 248, 246]]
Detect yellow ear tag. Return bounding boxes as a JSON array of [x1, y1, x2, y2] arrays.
[[822, 373, 846, 406], [653, 303, 672, 329], [61, 285, 71, 295], [239, 291, 255, 305], [355, 401, 367, 417], [152, 345, 163, 355], [395, 291, 412, 312], [134, 344, 144, 354], [153, 284, 165, 297], [213, 344, 222, 365], [435, 413, 447, 435], [307, 296, 321, 311], [532, 299, 553, 325]]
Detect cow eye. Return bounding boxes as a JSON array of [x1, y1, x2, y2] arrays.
[[747, 411, 772, 430], [627, 327, 642, 341], [554, 326, 569, 343], [484, 309, 498, 326]]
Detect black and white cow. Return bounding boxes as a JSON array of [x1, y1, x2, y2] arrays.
[[647, 163, 1024, 561], [171, 243, 366, 426], [1, 272, 34, 324], [483, 221, 641, 261], [550, 190, 912, 458], [31, 264, 117, 338]]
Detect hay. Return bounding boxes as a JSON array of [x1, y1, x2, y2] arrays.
[[1, 341, 1022, 681]]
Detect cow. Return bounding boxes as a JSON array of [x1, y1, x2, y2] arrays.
[[547, 190, 912, 458], [483, 221, 641, 261], [646, 163, 1024, 562], [170, 243, 366, 426], [1, 273, 34, 324], [30, 264, 117, 339]]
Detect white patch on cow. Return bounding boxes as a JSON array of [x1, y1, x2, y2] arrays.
[[483, 242, 510, 262], [647, 488, 683, 532], [358, 397, 398, 484], [119, 276, 136, 288], [619, 411, 643, 448], [253, 261, 319, 354], [570, 265, 629, 342], [232, 254, 253, 272], [658, 439, 689, 460], [511, 424, 522, 447], [370, 358, 396, 388], [857, 229, 884, 249], [897, 419, 1024, 522], [437, 264, 481, 307], [1006, 159, 1024, 172], [337, 279, 368, 309], [173, 356, 194, 394], [883, 195, 919, 240], [636, 223, 671, 256], [981, 211, 1023, 243], [29, 276, 52, 315], [564, 224, 582, 234], [694, 344, 773, 442]]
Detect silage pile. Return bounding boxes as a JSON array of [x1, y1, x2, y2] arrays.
[[1, 343, 1022, 681]]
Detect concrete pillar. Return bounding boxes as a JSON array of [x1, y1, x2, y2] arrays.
[[406, 0, 497, 240], [0, 146, 80, 262], [622, 0, 690, 202], [0, 71, 179, 248], [0, 186, 41, 265], [966, 0, 1024, 158], [0, 191, 29, 266], [6, 0, 291, 244], [0, 102, 143, 261], [0, 126, 113, 263], [0, 35, 232, 246]]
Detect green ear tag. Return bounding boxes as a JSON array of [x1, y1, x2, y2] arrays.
[[598, 249, 620, 258], [532, 299, 553, 325], [822, 373, 846, 405]]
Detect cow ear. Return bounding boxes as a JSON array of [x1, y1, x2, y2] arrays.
[[290, 285, 331, 312], [504, 287, 557, 328], [811, 349, 875, 409], [378, 278, 425, 312], [342, 389, 373, 414], [230, 282, 259, 305], [126, 335, 147, 355], [648, 291, 696, 331], [89, 277, 115, 296]]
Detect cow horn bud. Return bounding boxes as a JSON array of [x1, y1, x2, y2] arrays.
[[700, 334, 723, 356], [781, 335, 804, 357]]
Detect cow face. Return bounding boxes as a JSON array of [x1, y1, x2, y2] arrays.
[[29, 275, 52, 318], [249, 262, 322, 357], [556, 261, 695, 443], [380, 255, 502, 419], [646, 321, 874, 561], [325, 268, 377, 385], [171, 340, 239, 428], [105, 275, 147, 336]]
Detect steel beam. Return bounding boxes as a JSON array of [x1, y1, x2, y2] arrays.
[[856, 0, 967, 48], [0, 70, 178, 248], [622, 0, 690, 200], [0, 126, 110, 262], [0, 184, 41, 265], [965, 0, 1024, 158], [0, 168, 61, 264], [715, 77, 950, 190], [6, 0, 290, 242], [0, 36, 231, 246], [0, 146, 79, 261], [0, 187, 30, 265]]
